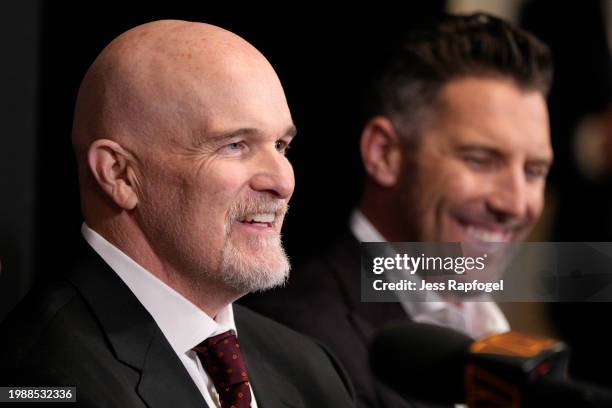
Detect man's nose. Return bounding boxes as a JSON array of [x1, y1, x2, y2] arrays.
[[249, 150, 294, 199], [486, 167, 528, 222]]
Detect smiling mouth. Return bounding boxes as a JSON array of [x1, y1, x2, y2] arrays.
[[461, 223, 513, 242], [237, 213, 276, 228]]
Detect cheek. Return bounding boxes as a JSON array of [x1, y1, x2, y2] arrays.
[[182, 164, 252, 230], [446, 172, 487, 201], [139, 155, 188, 202], [201, 164, 250, 199], [417, 159, 482, 206]]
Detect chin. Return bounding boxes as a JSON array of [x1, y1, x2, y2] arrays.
[[219, 237, 291, 293]]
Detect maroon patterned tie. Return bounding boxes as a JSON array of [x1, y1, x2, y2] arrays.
[[193, 330, 252, 408]]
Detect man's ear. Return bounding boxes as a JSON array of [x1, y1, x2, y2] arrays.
[[360, 116, 403, 187], [87, 139, 140, 210]]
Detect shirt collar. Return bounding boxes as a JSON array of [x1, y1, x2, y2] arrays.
[[349, 209, 386, 243], [81, 223, 236, 355]]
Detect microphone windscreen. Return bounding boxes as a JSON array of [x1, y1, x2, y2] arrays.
[[369, 322, 472, 404]]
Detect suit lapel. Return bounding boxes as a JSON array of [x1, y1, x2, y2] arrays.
[[64, 246, 209, 408], [138, 330, 209, 408], [235, 308, 304, 408], [243, 350, 303, 408]]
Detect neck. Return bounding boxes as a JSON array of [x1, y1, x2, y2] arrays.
[[359, 182, 410, 242], [86, 214, 239, 319]]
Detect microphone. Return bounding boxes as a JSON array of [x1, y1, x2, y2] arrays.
[[369, 322, 612, 407]]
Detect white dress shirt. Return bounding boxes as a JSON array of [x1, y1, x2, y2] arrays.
[[82, 224, 258, 408], [350, 210, 510, 339]]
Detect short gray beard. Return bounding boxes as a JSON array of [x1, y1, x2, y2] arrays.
[[219, 232, 290, 293], [219, 195, 291, 293]]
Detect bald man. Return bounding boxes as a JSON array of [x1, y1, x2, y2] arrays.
[[0, 20, 354, 408]]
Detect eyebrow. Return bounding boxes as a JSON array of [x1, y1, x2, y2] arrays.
[[198, 125, 297, 146], [457, 144, 553, 166], [527, 157, 553, 168], [285, 125, 298, 139]]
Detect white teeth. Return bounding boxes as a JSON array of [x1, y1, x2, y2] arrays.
[[243, 213, 275, 223], [465, 225, 509, 242]]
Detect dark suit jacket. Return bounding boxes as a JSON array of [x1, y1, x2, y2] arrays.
[[0, 245, 355, 408], [242, 233, 434, 408]]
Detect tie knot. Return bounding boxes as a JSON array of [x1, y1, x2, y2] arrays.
[[203, 330, 239, 350], [193, 330, 252, 408]]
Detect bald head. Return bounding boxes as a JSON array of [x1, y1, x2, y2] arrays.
[[73, 18, 292, 218], [73, 19, 287, 164], [72, 20, 295, 311]]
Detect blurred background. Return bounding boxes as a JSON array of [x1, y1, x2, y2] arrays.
[[2, 0, 612, 387]]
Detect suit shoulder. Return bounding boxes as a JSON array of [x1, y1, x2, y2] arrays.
[[0, 276, 84, 368]]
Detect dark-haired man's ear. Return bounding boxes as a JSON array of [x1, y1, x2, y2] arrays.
[[360, 116, 403, 187], [87, 139, 140, 210]]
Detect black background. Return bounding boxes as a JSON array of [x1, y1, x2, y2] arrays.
[[2, 0, 612, 389]]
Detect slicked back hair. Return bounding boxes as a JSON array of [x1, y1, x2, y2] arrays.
[[366, 13, 553, 146]]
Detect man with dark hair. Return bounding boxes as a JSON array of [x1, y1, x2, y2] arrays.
[[0, 20, 354, 407], [244, 13, 553, 407]]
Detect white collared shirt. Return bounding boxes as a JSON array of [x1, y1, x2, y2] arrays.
[[82, 224, 258, 408], [350, 210, 510, 339]]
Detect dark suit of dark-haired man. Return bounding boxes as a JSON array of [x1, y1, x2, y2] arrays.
[[243, 13, 554, 408]]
